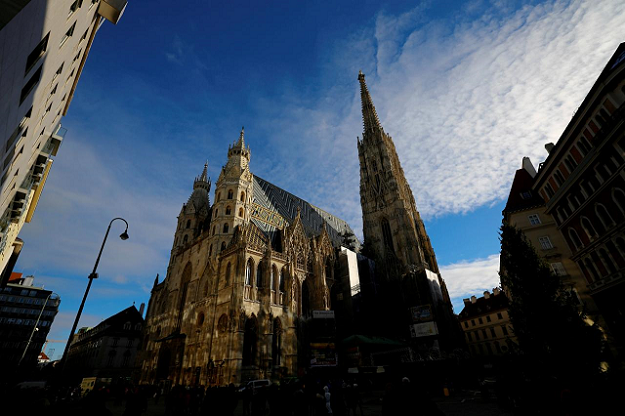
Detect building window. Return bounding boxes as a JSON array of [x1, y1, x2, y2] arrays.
[[584, 258, 600, 282], [186, 220, 191, 229], [240, 191, 245, 202], [550, 262, 567, 276], [520, 191, 532, 199], [501, 326, 509, 336], [60, 22, 77, 48], [528, 214, 541, 225], [381, 218, 394, 252], [568, 228, 582, 250], [580, 217, 597, 239], [220, 241, 226, 251], [553, 170, 565, 186], [239, 207, 244, 217], [599, 248, 617, 274], [471, 319, 475, 326], [197, 313, 205, 326], [279, 268, 286, 293], [216, 192, 221, 202], [490, 327, 496, 337], [595, 204, 614, 228], [474, 331, 479, 341], [482, 329, 487, 339], [256, 262, 263, 288], [538, 236, 553, 250], [544, 184, 555, 198], [227, 189, 233, 199], [68, 0, 83, 17], [466, 332, 472, 341], [464, 321, 468, 328], [613, 188, 625, 214], [25, 33, 50, 75], [486, 315, 491, 323], [245, 259, 253, 286], [478, 317, 483, 324], [226, 206, 231, 215], [20, 65, 43, 104], [223, 223, 229, 233]]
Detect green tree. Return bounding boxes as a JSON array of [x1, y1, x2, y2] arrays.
[[499, 223, 604, 381]]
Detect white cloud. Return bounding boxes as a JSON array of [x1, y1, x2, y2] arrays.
[[441, 254, 501, 298], [248, 0, 625, 237], [440, 254, 502, 312]]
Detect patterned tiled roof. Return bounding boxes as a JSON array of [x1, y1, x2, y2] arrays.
[[251, 176, 360, 249]]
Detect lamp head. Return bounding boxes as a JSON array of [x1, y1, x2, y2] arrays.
[[120, 231, 129, 241]]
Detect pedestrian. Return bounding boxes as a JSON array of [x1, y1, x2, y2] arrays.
[[324, 386, 332, 415]]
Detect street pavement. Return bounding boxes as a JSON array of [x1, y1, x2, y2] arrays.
[[105, 389, 513, 416]]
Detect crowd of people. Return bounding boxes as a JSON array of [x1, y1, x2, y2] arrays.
[[1, 375, 450, 416]]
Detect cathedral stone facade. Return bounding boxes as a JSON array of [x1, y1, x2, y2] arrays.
[[140, 73, 458, 386], [140, 131, 356, 386]]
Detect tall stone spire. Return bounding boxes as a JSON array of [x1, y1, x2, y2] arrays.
[[356, 71, 440, 275], [358, 71, 382, 136]]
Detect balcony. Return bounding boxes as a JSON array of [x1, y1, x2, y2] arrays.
[[98, 0, 128, 24]]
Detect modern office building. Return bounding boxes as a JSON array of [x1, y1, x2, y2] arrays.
[[0, 272, 60, 369], [0, 0, 128, 286], [530, 42, 625, 359]]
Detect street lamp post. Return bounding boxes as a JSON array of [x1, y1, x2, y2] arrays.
[[19, 291, 59, 366], [60, 217, 129, 369]]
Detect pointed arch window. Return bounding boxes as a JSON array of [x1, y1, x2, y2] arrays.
[[239, 207, 244, 217], [223, 223, 229, 233], [186, 220, 191, 229], [240, 191, 245, 202], [209, 244, 213, 256], [227, 189, 234, 199], [245, 259, 253, 286], [613, 188, 625, 214], [279, 268, 285, 292], [256, 261, 263, 288], [216, 192, 221, 202], [568, 228, 582, 250], [225, 262, 231, 286], [272, 318, 282, 366], [221, 241, 226, 251], [580, 217, 597, 240], [381, 218, 394, 252], [214, 209, 218, 218], [599, 248, 617, 274], [226, 206, 232, 215], [183, 235, 188, 244], [584, 258, 600, 282], [595, 204, 614, 229], [615, 237, 625, 260]]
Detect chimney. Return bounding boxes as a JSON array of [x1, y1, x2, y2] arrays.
[[139, 303, 145, 317], [463, 298, 471, 305], [545, 142, 555, 153], [522, 157, 536, 177], [493, 287, 500, 296], [471, 296, 477, 304], [483, 291, 490, 299]]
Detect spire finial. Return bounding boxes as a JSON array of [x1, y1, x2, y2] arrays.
[[237, 126, 245, 148], [358, 71, 382, 136]]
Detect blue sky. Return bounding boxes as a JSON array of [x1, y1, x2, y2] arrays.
[[16, 0, 625, 359]]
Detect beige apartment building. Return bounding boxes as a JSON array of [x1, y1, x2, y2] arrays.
[[458, 288, 517, 357], [0, 0, 127, 285], [502, 157, 603, 328]]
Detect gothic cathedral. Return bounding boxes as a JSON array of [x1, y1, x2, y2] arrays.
[[140, 131, 356, 386], [140, 73, 457, 386]]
